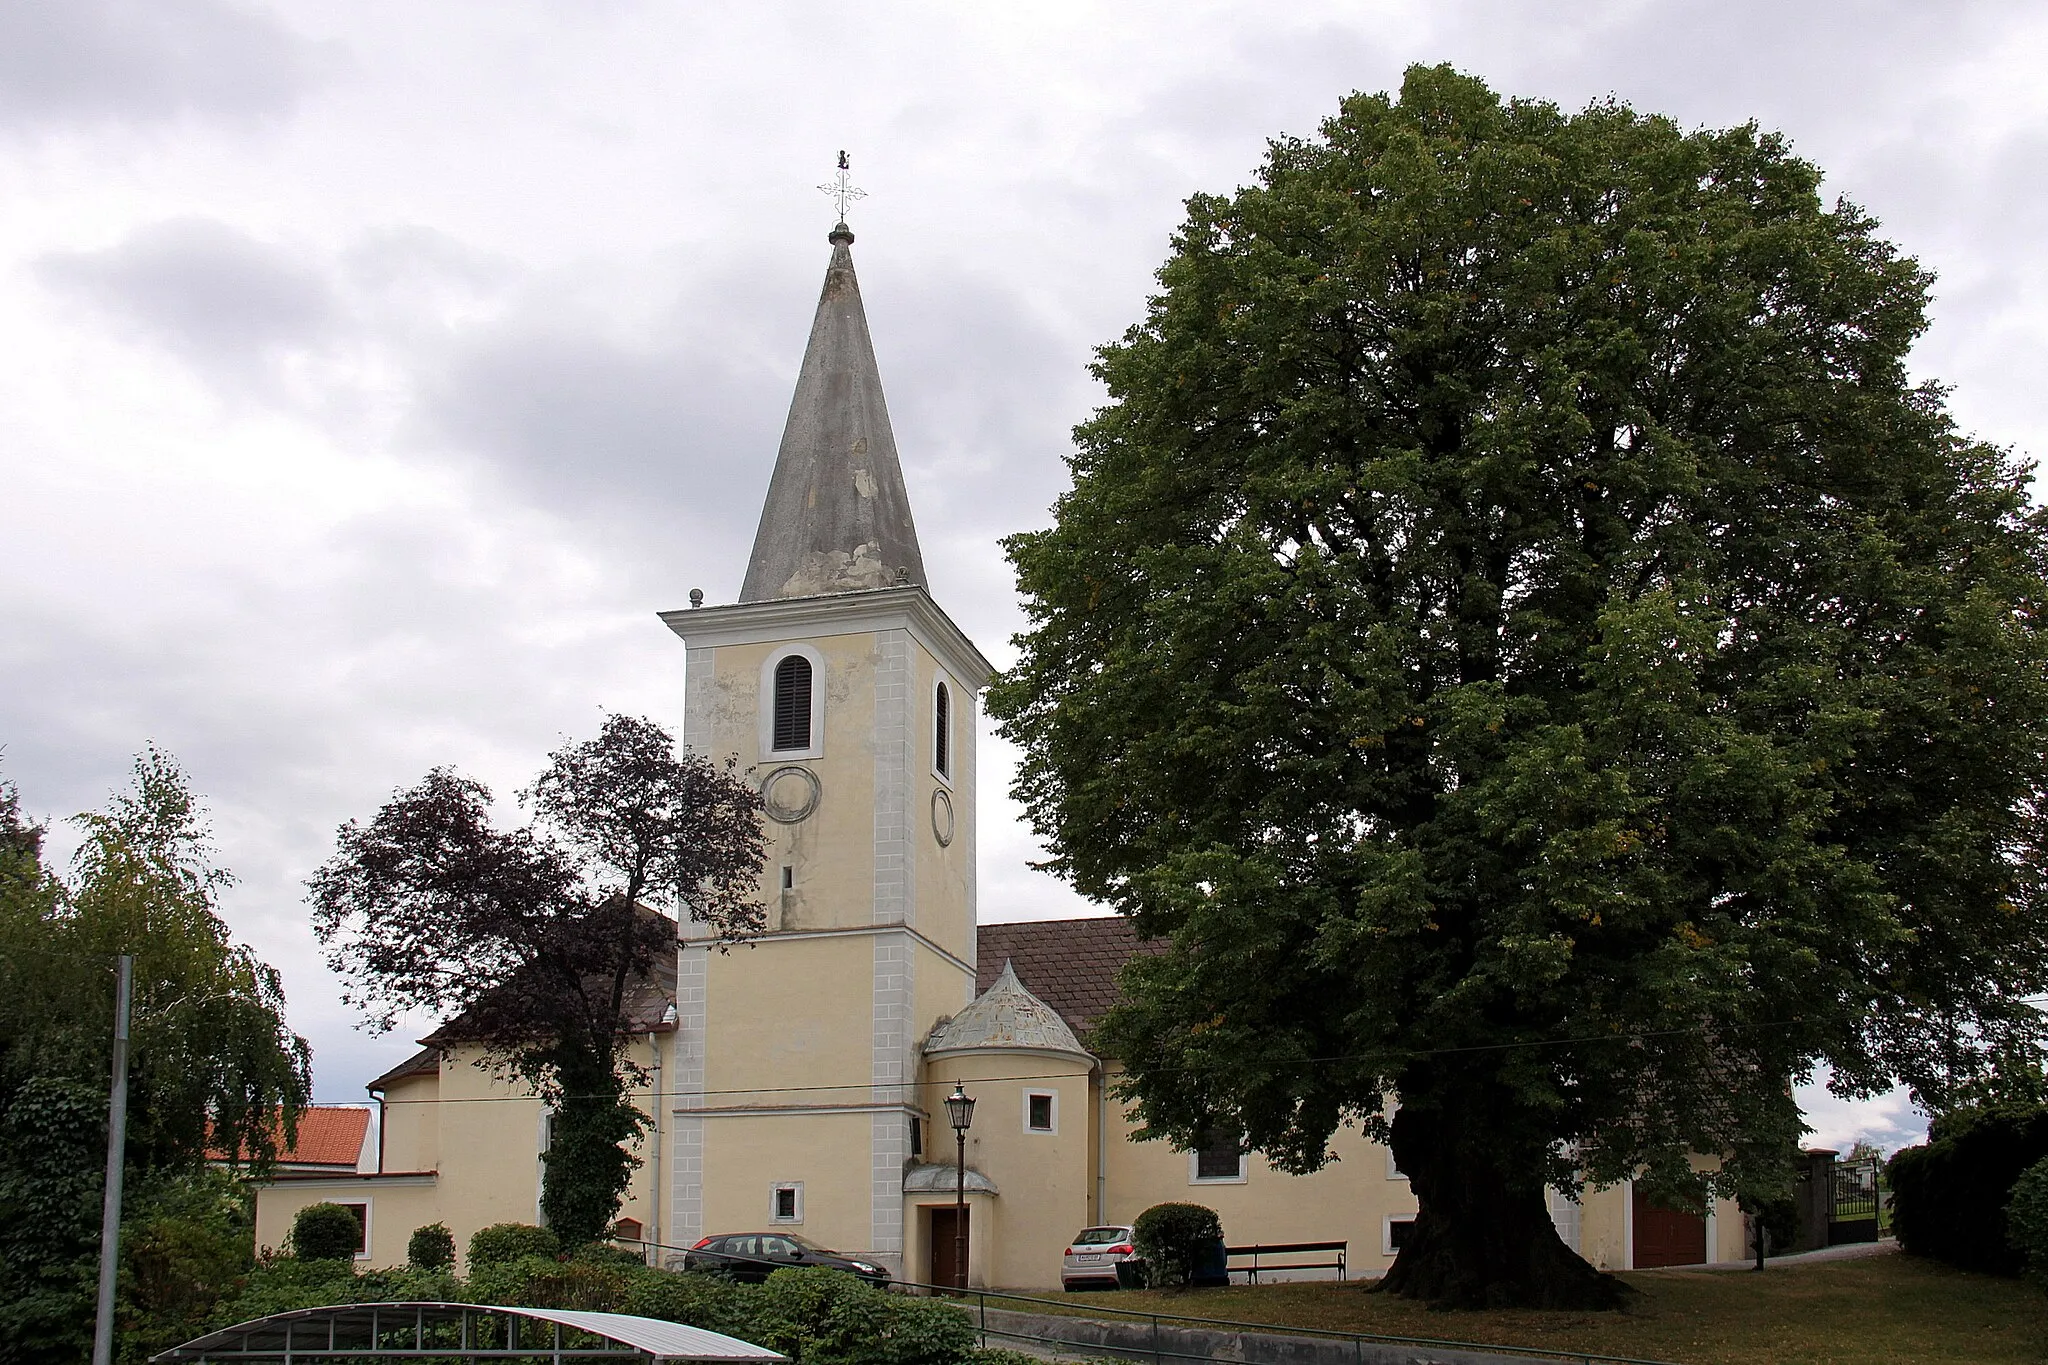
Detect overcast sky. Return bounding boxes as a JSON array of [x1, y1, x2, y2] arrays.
[[6, 1, 2043, 1153]]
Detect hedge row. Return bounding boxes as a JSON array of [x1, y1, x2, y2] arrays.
[[1887, 1102, 2048, 1275], [215, 1250, 979, 1365]]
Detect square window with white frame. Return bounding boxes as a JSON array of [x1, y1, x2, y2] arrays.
[[1024, 1090, 1057, 1133], [770, 1182, 804, 1223], [1188, 1125, 1248, 1183], [1383, 1215, 1415, 1256]]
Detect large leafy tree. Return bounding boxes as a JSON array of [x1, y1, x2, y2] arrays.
[[0, 752, 312, 1362], [310, 713, 765, 1245], [988, 66, 2048, 1308]]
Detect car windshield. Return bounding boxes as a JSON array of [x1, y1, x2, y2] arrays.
[[787, 1233, 830, 1252], [1073, 1227, 1130, 1245]]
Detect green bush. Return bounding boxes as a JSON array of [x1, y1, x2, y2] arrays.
[[464, 1253, 643, 1311], [1132, 1202, 1223, 1289], [963, 1352, 1044, 1365], [2006, 1155, 2048, 1285], [750, 1267, 971, 1365], [290, 1203, 364, 1263], [407, 1223, 456, 1272], [1889, 1102, 2048, 1274], [467, 1222, 561, 1269], [623, 1271, 759, 1339]]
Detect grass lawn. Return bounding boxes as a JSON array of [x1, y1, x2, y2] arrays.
[[997, 1249, 2047, 1365]]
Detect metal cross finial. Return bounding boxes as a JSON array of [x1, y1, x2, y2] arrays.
[[819, 150, 867, 225]]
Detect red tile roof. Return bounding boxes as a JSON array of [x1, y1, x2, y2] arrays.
[[976, 916, 1165, 1038], [208, 1106, 370, 1169]]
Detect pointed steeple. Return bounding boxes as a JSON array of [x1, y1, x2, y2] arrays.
[[739, 225, 927, 602]]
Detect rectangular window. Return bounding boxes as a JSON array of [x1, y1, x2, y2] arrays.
[[1026, 1092, 1055, 1133], [772, 656, 813, 751], [780, 865, 794, 891], [1191, 1126, 1246, 1183], [1384, 1216, 1415, 1255], [909, 1115, 923, 1157], [770, 1182, 803, 1223], [336, 1202, 370, 1257]]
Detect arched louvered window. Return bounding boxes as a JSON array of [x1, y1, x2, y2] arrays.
[[934, 681, 951, 779], [772, 654, 813, 751]]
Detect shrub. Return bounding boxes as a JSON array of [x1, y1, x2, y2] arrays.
[[964, 1352, 1044, 1365], [290, 1203, 364, 1263], [464, 1252, 645, 1311], [624, 1271, 759, 1339], [746, 1266, 973, 1365], [2006, 1155, 2048, 1285], [1889, 1102, 2048, 1274], [1132, 1202, 1222, 1289], [408, 1222, 456, 1272], [468, 1222, 561, 1269]]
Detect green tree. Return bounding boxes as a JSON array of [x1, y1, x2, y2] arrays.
[[0, 753, 313, 1360], [988, 66, 2048, 1308]]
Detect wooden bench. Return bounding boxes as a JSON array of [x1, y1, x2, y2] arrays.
[[1224, 1240, 1347, 1283]]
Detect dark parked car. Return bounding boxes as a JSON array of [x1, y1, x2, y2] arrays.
[[684, 1232, 892, 1286]]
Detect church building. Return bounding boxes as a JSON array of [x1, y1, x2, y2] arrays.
[[251, 218, 1748, 1285]]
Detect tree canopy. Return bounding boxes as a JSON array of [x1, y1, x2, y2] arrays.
[[310, 713, 765, 1244], [987, 65, 2048, 1307], [0, 752, 312, 1361]]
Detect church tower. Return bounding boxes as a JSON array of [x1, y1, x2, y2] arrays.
[[659, 220, 989, 1271]]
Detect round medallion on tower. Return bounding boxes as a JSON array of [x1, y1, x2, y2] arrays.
[[761, 765, 821, 823]]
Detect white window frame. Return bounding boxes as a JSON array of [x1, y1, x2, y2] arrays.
[[931, 674, 955, 787], [759, 645, 826, 761], [769, 1181, 805, 1224], [1187, 1141, 1248, 1185], [1382, 1214, 1415, 1256], [1023, 1089, 1058, 1134]]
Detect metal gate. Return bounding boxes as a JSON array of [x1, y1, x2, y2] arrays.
[[1828, 1156, 1881, 1245]]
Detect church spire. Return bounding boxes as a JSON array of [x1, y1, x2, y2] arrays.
[[739, 208, 927, 602]]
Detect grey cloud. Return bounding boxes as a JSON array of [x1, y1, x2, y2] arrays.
[[37, 217, 341, 386], [0, 0, 317, 131]]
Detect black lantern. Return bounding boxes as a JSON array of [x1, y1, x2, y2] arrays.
[[945, 1082, 977, 1135]]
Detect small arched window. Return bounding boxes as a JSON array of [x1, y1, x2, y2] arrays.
[[773, 655, 813, 751], [934, 681, 951, 779]]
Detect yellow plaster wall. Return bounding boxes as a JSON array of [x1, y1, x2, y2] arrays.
[[923, 1052, 1096, 1289], [699, 1110, 875, 1250], [703, 633, 880, 935], [910, 642, 975, 964], [703, 934, 875, 1096], [376, 1069, 440, 1173], [1097, 1066, 1418, 1285], [253, 1177, 441, 1269]]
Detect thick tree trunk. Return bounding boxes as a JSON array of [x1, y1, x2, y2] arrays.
[[1378, 1085, 1629, 1310]]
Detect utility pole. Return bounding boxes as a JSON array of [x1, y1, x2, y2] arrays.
[[92, 954, 134, 1365]]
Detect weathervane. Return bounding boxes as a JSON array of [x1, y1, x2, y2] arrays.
[[818, 150, 866, 226]]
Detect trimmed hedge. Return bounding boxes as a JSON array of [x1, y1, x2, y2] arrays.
[[468, 1222, 561, 1268], [213, 1258, 974, 1365], [408, 1222, 456, 1272], [290, 1203, 363, 1263], [1888, 1102, 2048, 1275], [1132, 1202, 1223, 1289]]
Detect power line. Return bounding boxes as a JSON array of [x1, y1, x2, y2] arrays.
[[369, 1014, 1817, 1107]]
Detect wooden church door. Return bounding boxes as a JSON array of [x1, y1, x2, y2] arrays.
[[929, 1207, 969, 1287]]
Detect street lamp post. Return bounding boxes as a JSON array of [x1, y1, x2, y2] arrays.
[[944, 1082, 976, 1289]]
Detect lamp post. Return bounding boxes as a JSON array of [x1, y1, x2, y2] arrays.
[[944, 1082, 975, 1289]]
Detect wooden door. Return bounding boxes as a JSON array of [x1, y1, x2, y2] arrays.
[[929, 1206, 969, 1287], [1632, 1186, 1707, 1267]]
